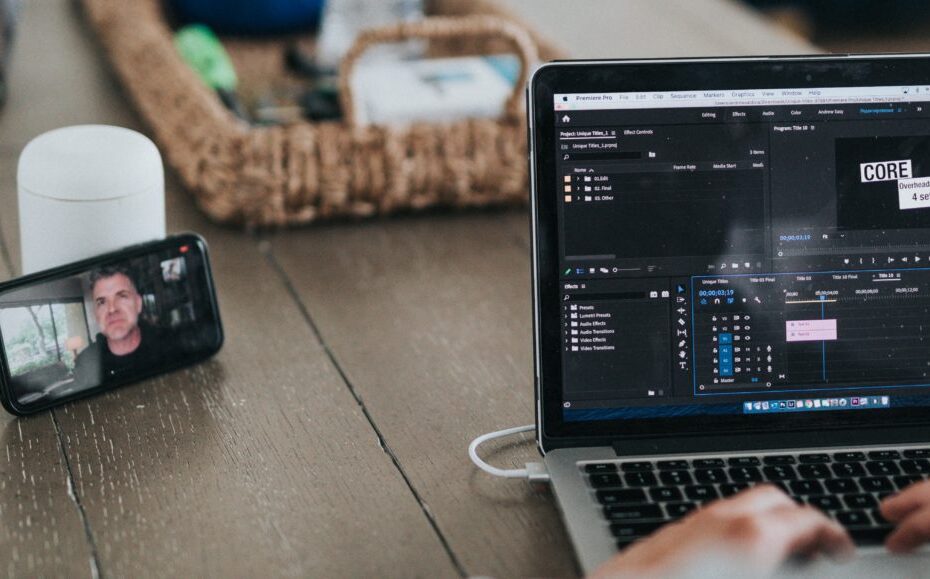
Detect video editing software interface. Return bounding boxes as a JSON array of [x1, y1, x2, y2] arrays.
[[553, 85, 930, 422]]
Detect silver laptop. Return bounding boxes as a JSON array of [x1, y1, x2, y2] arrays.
[[528, 55, 930, 573]]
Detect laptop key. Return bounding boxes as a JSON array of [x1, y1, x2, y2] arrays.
[[872, 509, 888, 525], [824, 478, 859, 493], [808, 495, 843, 511], [836, 510, 870, 527], [665, 502, 697, 518], [693, 458, 725, 468], [621, 461, 654, 473], [624, 472, 658, 487], [848, 526, 893, 545], [868, 450, 900, 460], [894, 475, 923, 490], [589, 474, 624, 489], [728, 466, 763, 482], [728, 456, 760, 467], [789, 479, 824, 496], [604, 504, 664, 522], [832, 462, 866, 477], [844, 494, 878, 509], [660, 470, 693, 486], [656, 460, 689, 470], [834, 452, 866, 462], [859, 477, 894, 493], [900, 459, 930, 474], [763, 465, 797, 481], [763, 455, 797, 465], [866, 461, 901, 476], [798, 453, 831, 464], [720, 483, 750, 497], [695, 469, 727, 484], [597, 489, 648, 506], [649, 487, 683, 502], [616, 539, 638, 551], [585, 463, 618, 474], [768, 482, 792, 496], [798, 464, 831, 479], [685, 485, 719, 501], [610, 522, 663, 539], [903, 449, 930, 459]]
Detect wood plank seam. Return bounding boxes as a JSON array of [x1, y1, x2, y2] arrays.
[[0, 221, 14, 277], [51, 411, 104, 579], [258, 240, 469, 578], [0, 185, 102, 574]]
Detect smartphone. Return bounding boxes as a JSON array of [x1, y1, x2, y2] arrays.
[[0, 233, 223, 415]]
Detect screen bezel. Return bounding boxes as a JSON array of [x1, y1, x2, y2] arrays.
[[0, 233, 224, 415], [531, 55, 930, 452]]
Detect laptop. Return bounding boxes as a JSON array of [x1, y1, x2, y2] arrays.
[[528, 54, 930, 573]]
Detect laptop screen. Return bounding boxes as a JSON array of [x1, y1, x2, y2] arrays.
[[531, 57, 930, 442]]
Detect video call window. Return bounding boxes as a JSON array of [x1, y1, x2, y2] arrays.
[[0, 246, 219, 408], [0, 301, 88, 378]]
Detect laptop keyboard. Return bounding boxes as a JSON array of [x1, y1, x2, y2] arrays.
[[583, 448, 930, 550]]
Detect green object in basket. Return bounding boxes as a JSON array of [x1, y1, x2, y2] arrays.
[[174, 24, 237, 92]]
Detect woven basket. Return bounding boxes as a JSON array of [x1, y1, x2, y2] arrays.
[[80, 0, 563, 227]]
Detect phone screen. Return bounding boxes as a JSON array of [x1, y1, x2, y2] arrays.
[[0, 236, 222, 413]]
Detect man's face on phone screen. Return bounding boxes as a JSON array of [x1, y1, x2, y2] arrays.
[[92, 273, 142, 341]]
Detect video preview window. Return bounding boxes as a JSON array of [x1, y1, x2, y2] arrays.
[[836, 136, 930, 230], [0, 246, 218, 407]]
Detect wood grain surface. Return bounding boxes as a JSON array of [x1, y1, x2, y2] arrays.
[[0, 0, 812, 576], [0, 1, 459, 576], [0, 198, 95, 578], [0, 152, 461, 577], [47, 184, 460, 577], [267, 213, 578, 577]]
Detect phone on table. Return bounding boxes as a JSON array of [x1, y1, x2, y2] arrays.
[[0, 233, 223, 415]]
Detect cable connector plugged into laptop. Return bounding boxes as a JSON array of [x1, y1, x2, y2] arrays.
[[468, 424, 550, 487]]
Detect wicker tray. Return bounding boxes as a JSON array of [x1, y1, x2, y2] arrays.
[[81, 0, 563, 227]]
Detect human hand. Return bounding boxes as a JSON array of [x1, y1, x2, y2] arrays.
[[880, 479, 930, 553], [590, 485, 855, 578]]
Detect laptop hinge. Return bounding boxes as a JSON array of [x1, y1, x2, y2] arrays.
[[609, 425, 930, 458]]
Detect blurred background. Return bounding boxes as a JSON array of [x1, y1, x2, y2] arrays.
[[4, 0, 930, 114], [744, 0, 930, 52]]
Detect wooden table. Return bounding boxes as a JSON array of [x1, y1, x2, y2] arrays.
[[0, 2, 808, 576]]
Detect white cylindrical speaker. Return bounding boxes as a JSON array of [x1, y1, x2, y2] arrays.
[[17, 125, 166, 274]]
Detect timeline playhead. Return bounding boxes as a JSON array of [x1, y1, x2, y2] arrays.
[[692, 268, 930, 396]]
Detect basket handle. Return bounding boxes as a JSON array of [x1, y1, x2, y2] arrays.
[[338, 15, 539, 127]]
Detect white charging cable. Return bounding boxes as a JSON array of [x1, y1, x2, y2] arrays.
[[468, 424, 550, 484]]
